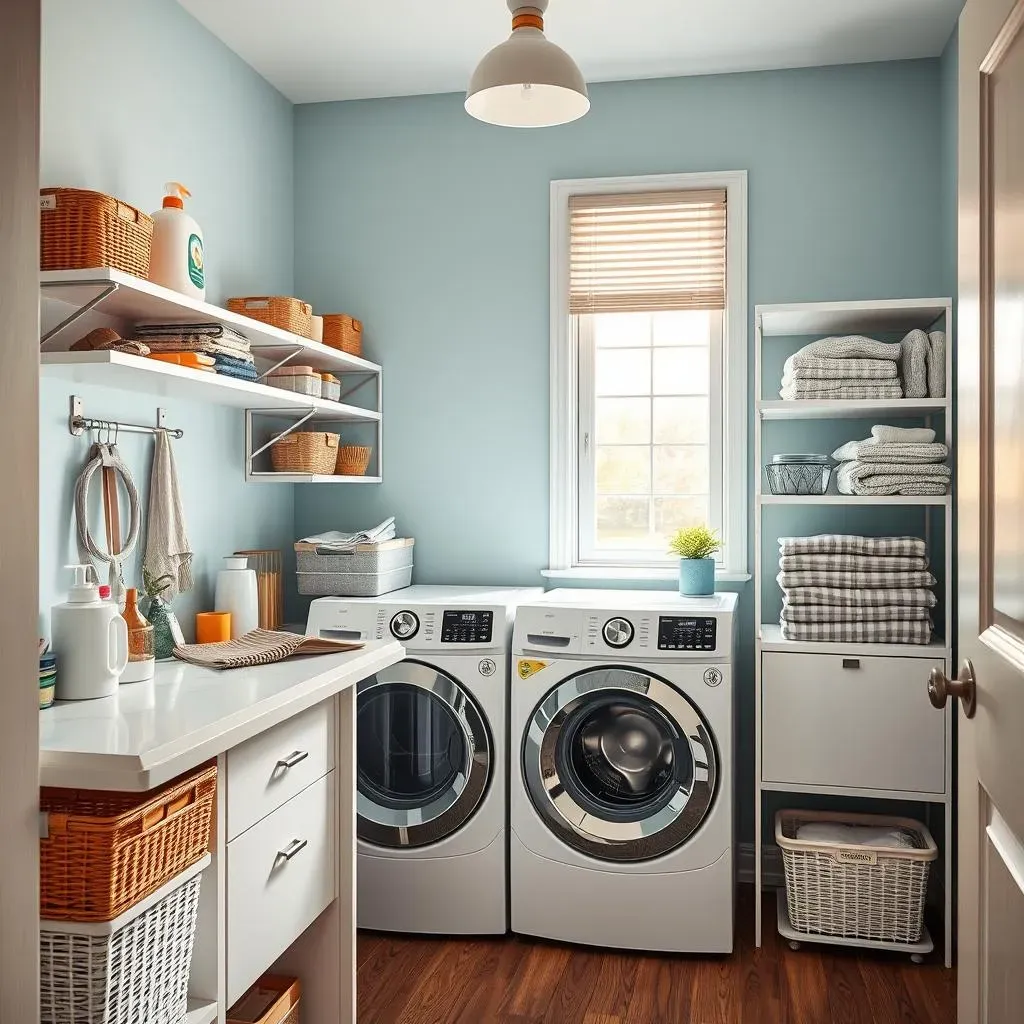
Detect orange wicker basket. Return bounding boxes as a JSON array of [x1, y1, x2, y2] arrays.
[[40, 188, 154, 278], [270, 432, 340, 475], [228, 296, 313, 338], [322, 314, 363, 357], [40, 761, 217, 922], [336, 445, 372, 476]]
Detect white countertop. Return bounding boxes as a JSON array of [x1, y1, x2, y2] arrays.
[[39, 641, 404, 790]]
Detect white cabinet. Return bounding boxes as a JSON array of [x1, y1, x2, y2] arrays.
[[761, 652, 947, 795]]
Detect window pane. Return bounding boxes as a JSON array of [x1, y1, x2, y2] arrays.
[[653, 445, 709, 495], [596, 398, 651, 444], [654, 496, 710, 540], [653, 348, 710, 396], [594, 312, 652, 348], [596, 446, 651, 494], [653, 397, 710, 443], [596, 348, 651, 396], [653, 310, 712, 347], [596, 496, 651, 548]]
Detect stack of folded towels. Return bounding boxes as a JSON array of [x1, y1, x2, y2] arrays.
[[831, 424, 951, 496], [777, 534, 936, 645], [130, 322, 258, 382], [779, 330, 946, 401]]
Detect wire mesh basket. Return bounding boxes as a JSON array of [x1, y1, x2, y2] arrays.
[[764, 454, 833, 495]]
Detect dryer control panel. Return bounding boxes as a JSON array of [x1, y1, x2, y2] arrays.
[[657, 616, 717, 652], [441, 610, 494, 644]]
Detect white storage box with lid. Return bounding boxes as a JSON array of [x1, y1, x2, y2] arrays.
[[266, 365, 322, 399], [295, 538, 413, 597], [40, 854, 210, 1024]]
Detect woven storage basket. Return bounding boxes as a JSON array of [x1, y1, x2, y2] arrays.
[[40, 855, 208, 1024], [227, 296, 313, 338], [39, 761, 216, 923], [322, 313, 363, 356], [776, 810, 936, 944], [270, 432, 340, 475], [40, 188, 153, 278], [336, 445, 372, 476], [228, 974, 301, 1024]]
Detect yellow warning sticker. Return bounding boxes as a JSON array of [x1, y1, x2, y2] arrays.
[[517, 659, 548, 680]]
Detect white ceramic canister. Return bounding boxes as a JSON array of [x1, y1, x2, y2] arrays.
[[214, 556, 259, 639]]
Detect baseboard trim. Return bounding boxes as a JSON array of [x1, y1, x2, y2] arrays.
[[737, 842, 785, 888]]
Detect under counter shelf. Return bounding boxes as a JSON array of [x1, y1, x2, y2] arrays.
[[758, 398, 949, 420], [759, 493, 950, 506]]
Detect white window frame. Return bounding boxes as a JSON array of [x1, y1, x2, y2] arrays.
[[547, 170, 749, 581]]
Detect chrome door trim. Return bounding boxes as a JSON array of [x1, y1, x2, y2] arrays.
[[523, 667, 717, 862], [357, 660, 491, 849]]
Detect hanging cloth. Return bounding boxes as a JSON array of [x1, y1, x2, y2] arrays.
[[144, 428, 194, 601]]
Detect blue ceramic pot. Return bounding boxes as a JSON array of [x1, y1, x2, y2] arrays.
[[678, 558, 715, 596]]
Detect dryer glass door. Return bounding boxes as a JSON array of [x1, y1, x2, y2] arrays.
[[357, 660, 491, 848], [523, 667, 717, 862]]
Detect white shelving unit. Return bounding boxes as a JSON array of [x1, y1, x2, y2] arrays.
[[754, 297, 955, 967], [40, 269, 383, 484]]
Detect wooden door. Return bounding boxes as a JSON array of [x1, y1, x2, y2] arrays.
[[957, 0, 1024, 1019]]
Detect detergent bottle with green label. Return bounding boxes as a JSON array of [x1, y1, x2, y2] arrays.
[[148, 181, 206, 300]]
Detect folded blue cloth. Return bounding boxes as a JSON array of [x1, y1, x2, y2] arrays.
[[215, 361, 259, 382]]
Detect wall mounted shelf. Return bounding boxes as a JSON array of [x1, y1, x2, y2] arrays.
[[759, 494, 951, 507], [246, 473, 383, 485], [758, 398, 949, 420]]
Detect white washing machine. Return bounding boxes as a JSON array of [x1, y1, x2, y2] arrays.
[[306, 585, 542, 935], [510, 588, 737, 953]]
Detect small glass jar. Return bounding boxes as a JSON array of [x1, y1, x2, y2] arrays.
[[121, 587, 155, 683]]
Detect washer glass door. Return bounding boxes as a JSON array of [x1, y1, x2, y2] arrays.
[[357, 660, 491, 848], [523, 667, 717, 861]]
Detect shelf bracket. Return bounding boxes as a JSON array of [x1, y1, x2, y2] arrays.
[[253, 343, 305, 382], [336, 374, 377, 404], [247, 407, 317, 464], [40, 281, 120, 348]]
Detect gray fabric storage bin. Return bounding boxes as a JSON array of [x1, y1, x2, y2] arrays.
[[297, 564, 413, 598], [294, 538, 414, 575]]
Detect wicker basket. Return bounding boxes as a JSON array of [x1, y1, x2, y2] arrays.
[[227, 296, 313, 338], [776, 810, 937, 944], [336, 445, 372, 476], [270, 432, 340, 475], [40, 761, 216, 923], [40, 856, 208, 1024], [322, 313, 363, 356], [228, 974, 301, 1024], [40, 188, 154, 279]]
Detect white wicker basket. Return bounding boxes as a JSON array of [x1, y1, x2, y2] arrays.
[[40, 855, 209, 1024], [776, 810, 936, 944]]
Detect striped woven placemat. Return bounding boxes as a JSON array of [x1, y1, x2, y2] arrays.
[[173, 629, 364, 670]]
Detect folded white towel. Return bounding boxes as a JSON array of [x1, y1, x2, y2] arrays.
[[301, 518, 397, 552], [795, 823, 919, 849], [794, 335, 903, 360], [780, 381, 904, 400], [837, 460, 951, 496], [900, 329, 929, 399], [928, 331, 946, 398], [871, 424, 936, 443], [832, 438, 949, 463], [782, 355, 897, 381]]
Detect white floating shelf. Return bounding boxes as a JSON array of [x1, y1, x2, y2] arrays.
[[758, 297, 949, 337], [40, 268, 380, 376], [247, 472, 383, 485], [185, 999, 219, 1024], [41, 351, 380, 423], [759, 623, 949, 658], [758, 398, 949, 420], [759, 494, 950, 507]]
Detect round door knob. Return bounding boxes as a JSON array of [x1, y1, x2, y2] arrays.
[[603, 617, 634, 649], [390, 611, 420, 640], [928, 660, 977, 719]]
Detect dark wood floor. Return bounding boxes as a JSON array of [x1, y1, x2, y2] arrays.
[[356, 889, 956, 1024]]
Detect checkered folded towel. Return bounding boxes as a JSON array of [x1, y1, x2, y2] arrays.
[[778, 553, 929, 571], [837, 460, 951, 496], [777, 569, 937, 590], [782, 355, 898, 381], [832, 438, 949, 464], [779, 535, 927, 558], [781, 602, 932, 624], [779, 619, 933, 644], [780, 381, 904, 401], [781, 586, 937, 608], [794, 336, 903, 360]]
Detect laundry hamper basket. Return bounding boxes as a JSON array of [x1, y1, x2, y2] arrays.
[[40, 854, 209, 1024], [776, 810, 936, 945]]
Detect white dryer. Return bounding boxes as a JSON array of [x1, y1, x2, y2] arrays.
[[306, 585, 542, 935], [510, 588, 737, 953]]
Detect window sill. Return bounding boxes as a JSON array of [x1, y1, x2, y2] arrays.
[[542, 567, 752, 583]]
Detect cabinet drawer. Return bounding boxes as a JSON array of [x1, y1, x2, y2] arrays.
[[227, 701, 334, 840], [226, 771, 336, 1005], [761, 652, 946, 794]]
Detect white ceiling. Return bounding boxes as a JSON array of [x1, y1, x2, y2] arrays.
[[178, 0, 962, 105]]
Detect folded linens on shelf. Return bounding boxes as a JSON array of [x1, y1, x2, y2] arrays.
[[782, 355, 898, 381], [780, 602, 932, 623], [831, 438, 949, 464], [778, 620, 933, 644], [779, 381, 904, 401], [781, 585, 937, 608], [776, 569, 937, 590], [779, 535, 927, 558], [778, 553, 928, 571], [836, 460, 951, 496]]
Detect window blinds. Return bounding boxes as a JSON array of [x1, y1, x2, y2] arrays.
[[568, 188, 727, 314]]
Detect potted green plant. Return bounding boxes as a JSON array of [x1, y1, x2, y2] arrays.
[[669, 525, 721, 596]]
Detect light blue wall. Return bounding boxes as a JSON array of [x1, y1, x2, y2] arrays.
[[940, 26, 959, 297], [39, 0, 296, 635]]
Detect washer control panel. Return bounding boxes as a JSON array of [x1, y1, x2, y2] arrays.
[[658, 616, 717, 651], [441, 609, 494, 644]]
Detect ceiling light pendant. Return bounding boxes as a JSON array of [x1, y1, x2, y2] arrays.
[[466, 0, 590, 128]]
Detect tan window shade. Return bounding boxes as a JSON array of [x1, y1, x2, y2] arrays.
[[569, 188, 727, 314]]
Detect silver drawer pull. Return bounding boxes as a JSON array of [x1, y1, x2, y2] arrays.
[[276, 838, 308, 862], [276, 750, 309, 770]]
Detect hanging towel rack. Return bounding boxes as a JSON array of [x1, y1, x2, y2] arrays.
[[68, 395, 184, 439]]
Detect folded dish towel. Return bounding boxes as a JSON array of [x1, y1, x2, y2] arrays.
[[832, 438, 949, 463], [779, 618, 933, 644], [900, 329, 929, 399], [795, 823, 920, 849], [134, 321, 252, 352], [928, 330, 946, 398], [782, 355, 898, 381], [777, 569, 937, 589], [778, 553, 928, 571], [837, 460, 951, 496], [793, 335, 903, 360], [779, 534, 927, 558], [781, 585, 937, 608], [213, 359, 259, 382], [779, 381, 904, 400], [781, 602, 932, 623], [174, 628, 364, 669], [871, 424, 936, 443], [300, 518, 398, 552]]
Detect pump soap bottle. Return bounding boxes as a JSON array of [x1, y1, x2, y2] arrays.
[[148, 182, 205, 299]]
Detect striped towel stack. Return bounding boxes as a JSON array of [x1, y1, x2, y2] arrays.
[[832, 425, 951, 496], [131, 322, 259, 382], [777, 535, 936, 644], [779, 336, 903, 401]]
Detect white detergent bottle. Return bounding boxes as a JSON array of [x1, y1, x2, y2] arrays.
[[148, 181, 206, 299]]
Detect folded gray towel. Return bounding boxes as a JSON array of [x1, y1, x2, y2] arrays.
[[779, 553, 928, 571], [779, 619, 933, 644], [781, 601, 932, 623], [794, 335, 903, 360], [871, 424, 936, 443], [783, 355, 898, 381], [837, 460, 951, 496], [832, 438, 949, 463], [780, 381, 904, 400], [781, 585, 937, 607], [928, 331, 946, 398], [900, 329, 929, 399], [777, 569, 938, 589], [779, 534, 927, 557]]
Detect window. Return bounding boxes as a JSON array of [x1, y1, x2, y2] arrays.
[[549, 172, 748, 578]]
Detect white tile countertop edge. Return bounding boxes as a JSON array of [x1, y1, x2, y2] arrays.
[[39, 640, 404, 791]]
